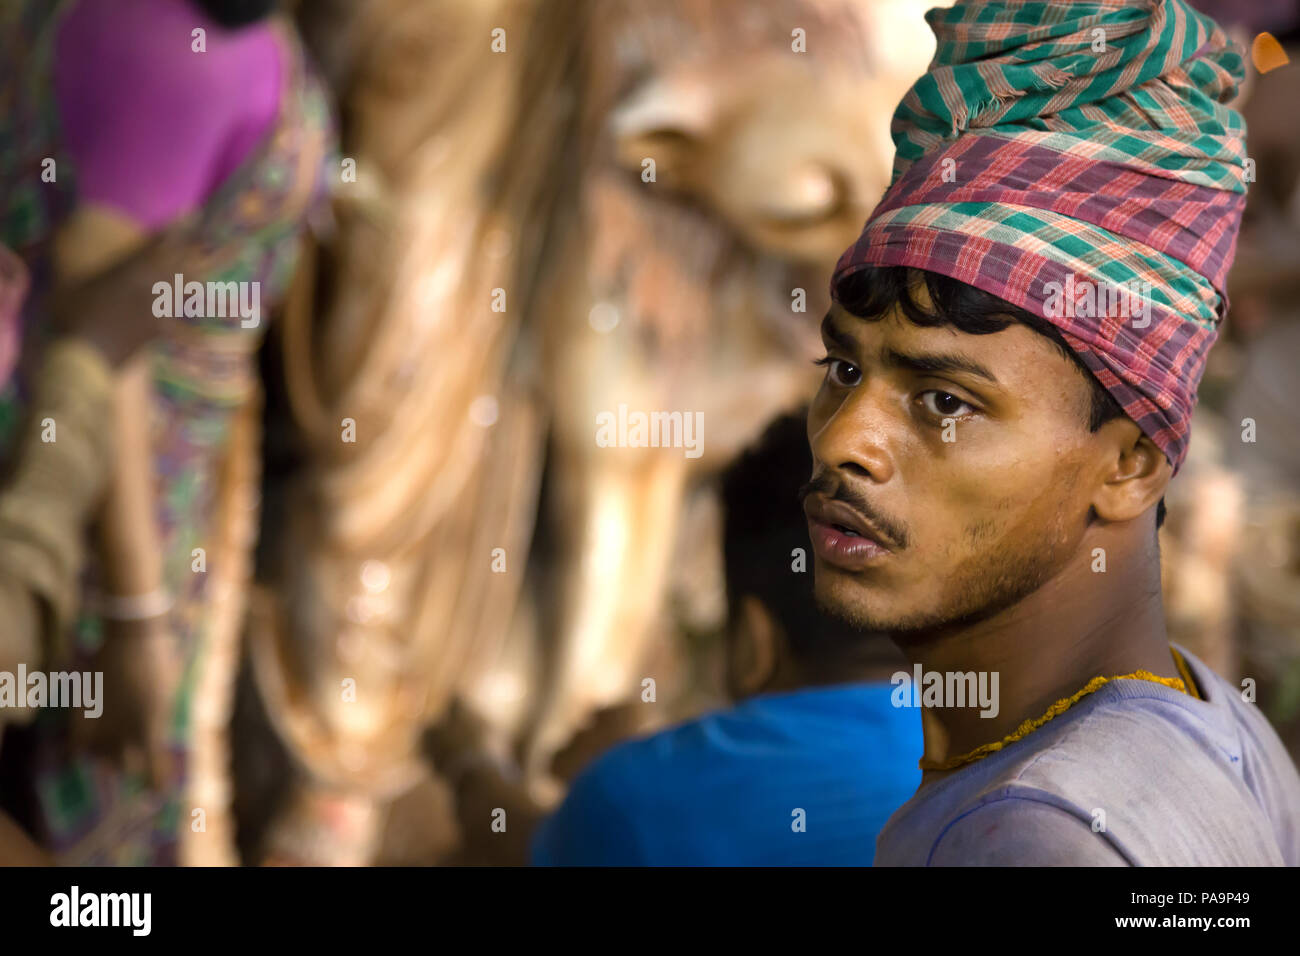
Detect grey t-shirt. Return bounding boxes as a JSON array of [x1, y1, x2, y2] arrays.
[[875, 646, 1300, 865]]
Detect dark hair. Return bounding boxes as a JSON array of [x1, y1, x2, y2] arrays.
[[720, 411, 898, 669], [191, 0, 279, 28], [834, 266, 1166, 529]]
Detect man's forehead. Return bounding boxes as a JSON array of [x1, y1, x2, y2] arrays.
[[823, 300, 986, 349]]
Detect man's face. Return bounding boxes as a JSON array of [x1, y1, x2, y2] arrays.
[[805, 298, 1105, 637]]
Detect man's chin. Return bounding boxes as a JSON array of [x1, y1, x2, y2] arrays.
[[812, 563, 952, 637], [812, 574, 899, 634]]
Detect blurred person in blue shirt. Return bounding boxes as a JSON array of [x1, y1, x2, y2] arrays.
[[528, 410, 921, 865]]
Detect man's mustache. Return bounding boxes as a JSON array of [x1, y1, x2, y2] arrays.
[[797, 471, 909, 550]]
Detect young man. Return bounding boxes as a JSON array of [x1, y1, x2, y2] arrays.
[[808, 0, 1300, 865], [527, 412, 919, 865]]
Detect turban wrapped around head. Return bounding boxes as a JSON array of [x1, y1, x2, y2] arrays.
[[831, 0, 1250, 474]]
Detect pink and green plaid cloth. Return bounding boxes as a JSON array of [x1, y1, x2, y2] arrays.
[[832, 0, 1250, 472]]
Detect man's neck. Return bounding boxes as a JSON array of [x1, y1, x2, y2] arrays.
[[896, 526, 1177, 786]]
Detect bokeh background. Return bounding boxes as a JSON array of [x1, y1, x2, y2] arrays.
[[3, 0, 1299, 866]]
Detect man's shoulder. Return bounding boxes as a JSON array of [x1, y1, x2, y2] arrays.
[[528, 711, 758, 866], [553, 710, 737, 815], [528, 738, 657, 866], [880, 661, 1300, 865], [537, 691, 916, 865], [920, 788, 1129, 866]]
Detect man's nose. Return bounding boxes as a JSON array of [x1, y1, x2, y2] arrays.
[[809, 386, 896, 484]]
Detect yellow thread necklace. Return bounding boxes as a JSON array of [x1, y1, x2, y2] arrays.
[[918, 646, 1201, 772]]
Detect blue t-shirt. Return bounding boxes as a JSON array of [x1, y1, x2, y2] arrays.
[[876, 645, 1300, 865], [530, 682, 921, 866]]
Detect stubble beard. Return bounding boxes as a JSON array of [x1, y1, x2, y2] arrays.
[[814, 513, 1074, 642]]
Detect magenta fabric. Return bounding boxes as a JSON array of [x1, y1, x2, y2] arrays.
[[53, 0, 282, 230]]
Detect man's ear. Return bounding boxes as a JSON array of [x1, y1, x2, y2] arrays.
[[1090, 421, 1172, 523], [728, 594, 780, 698]]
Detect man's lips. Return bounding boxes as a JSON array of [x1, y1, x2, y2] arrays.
[[803, 495, 893, 570]]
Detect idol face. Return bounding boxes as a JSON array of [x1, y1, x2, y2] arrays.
[[805, 299, 1105, 638]]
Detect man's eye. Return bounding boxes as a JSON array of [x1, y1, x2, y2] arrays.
[[814, 357, 862, 387], [920, 390, 974, 418]]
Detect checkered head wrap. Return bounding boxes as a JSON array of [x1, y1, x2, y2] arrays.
[[831, 0, 1249, 473]]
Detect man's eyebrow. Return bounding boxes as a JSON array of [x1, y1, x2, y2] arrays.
[[881, 346, 1001, 385], [820, 312, 858, 355]]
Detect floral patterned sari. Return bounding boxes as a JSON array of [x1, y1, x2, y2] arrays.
[[0, 0, 334, 864]]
